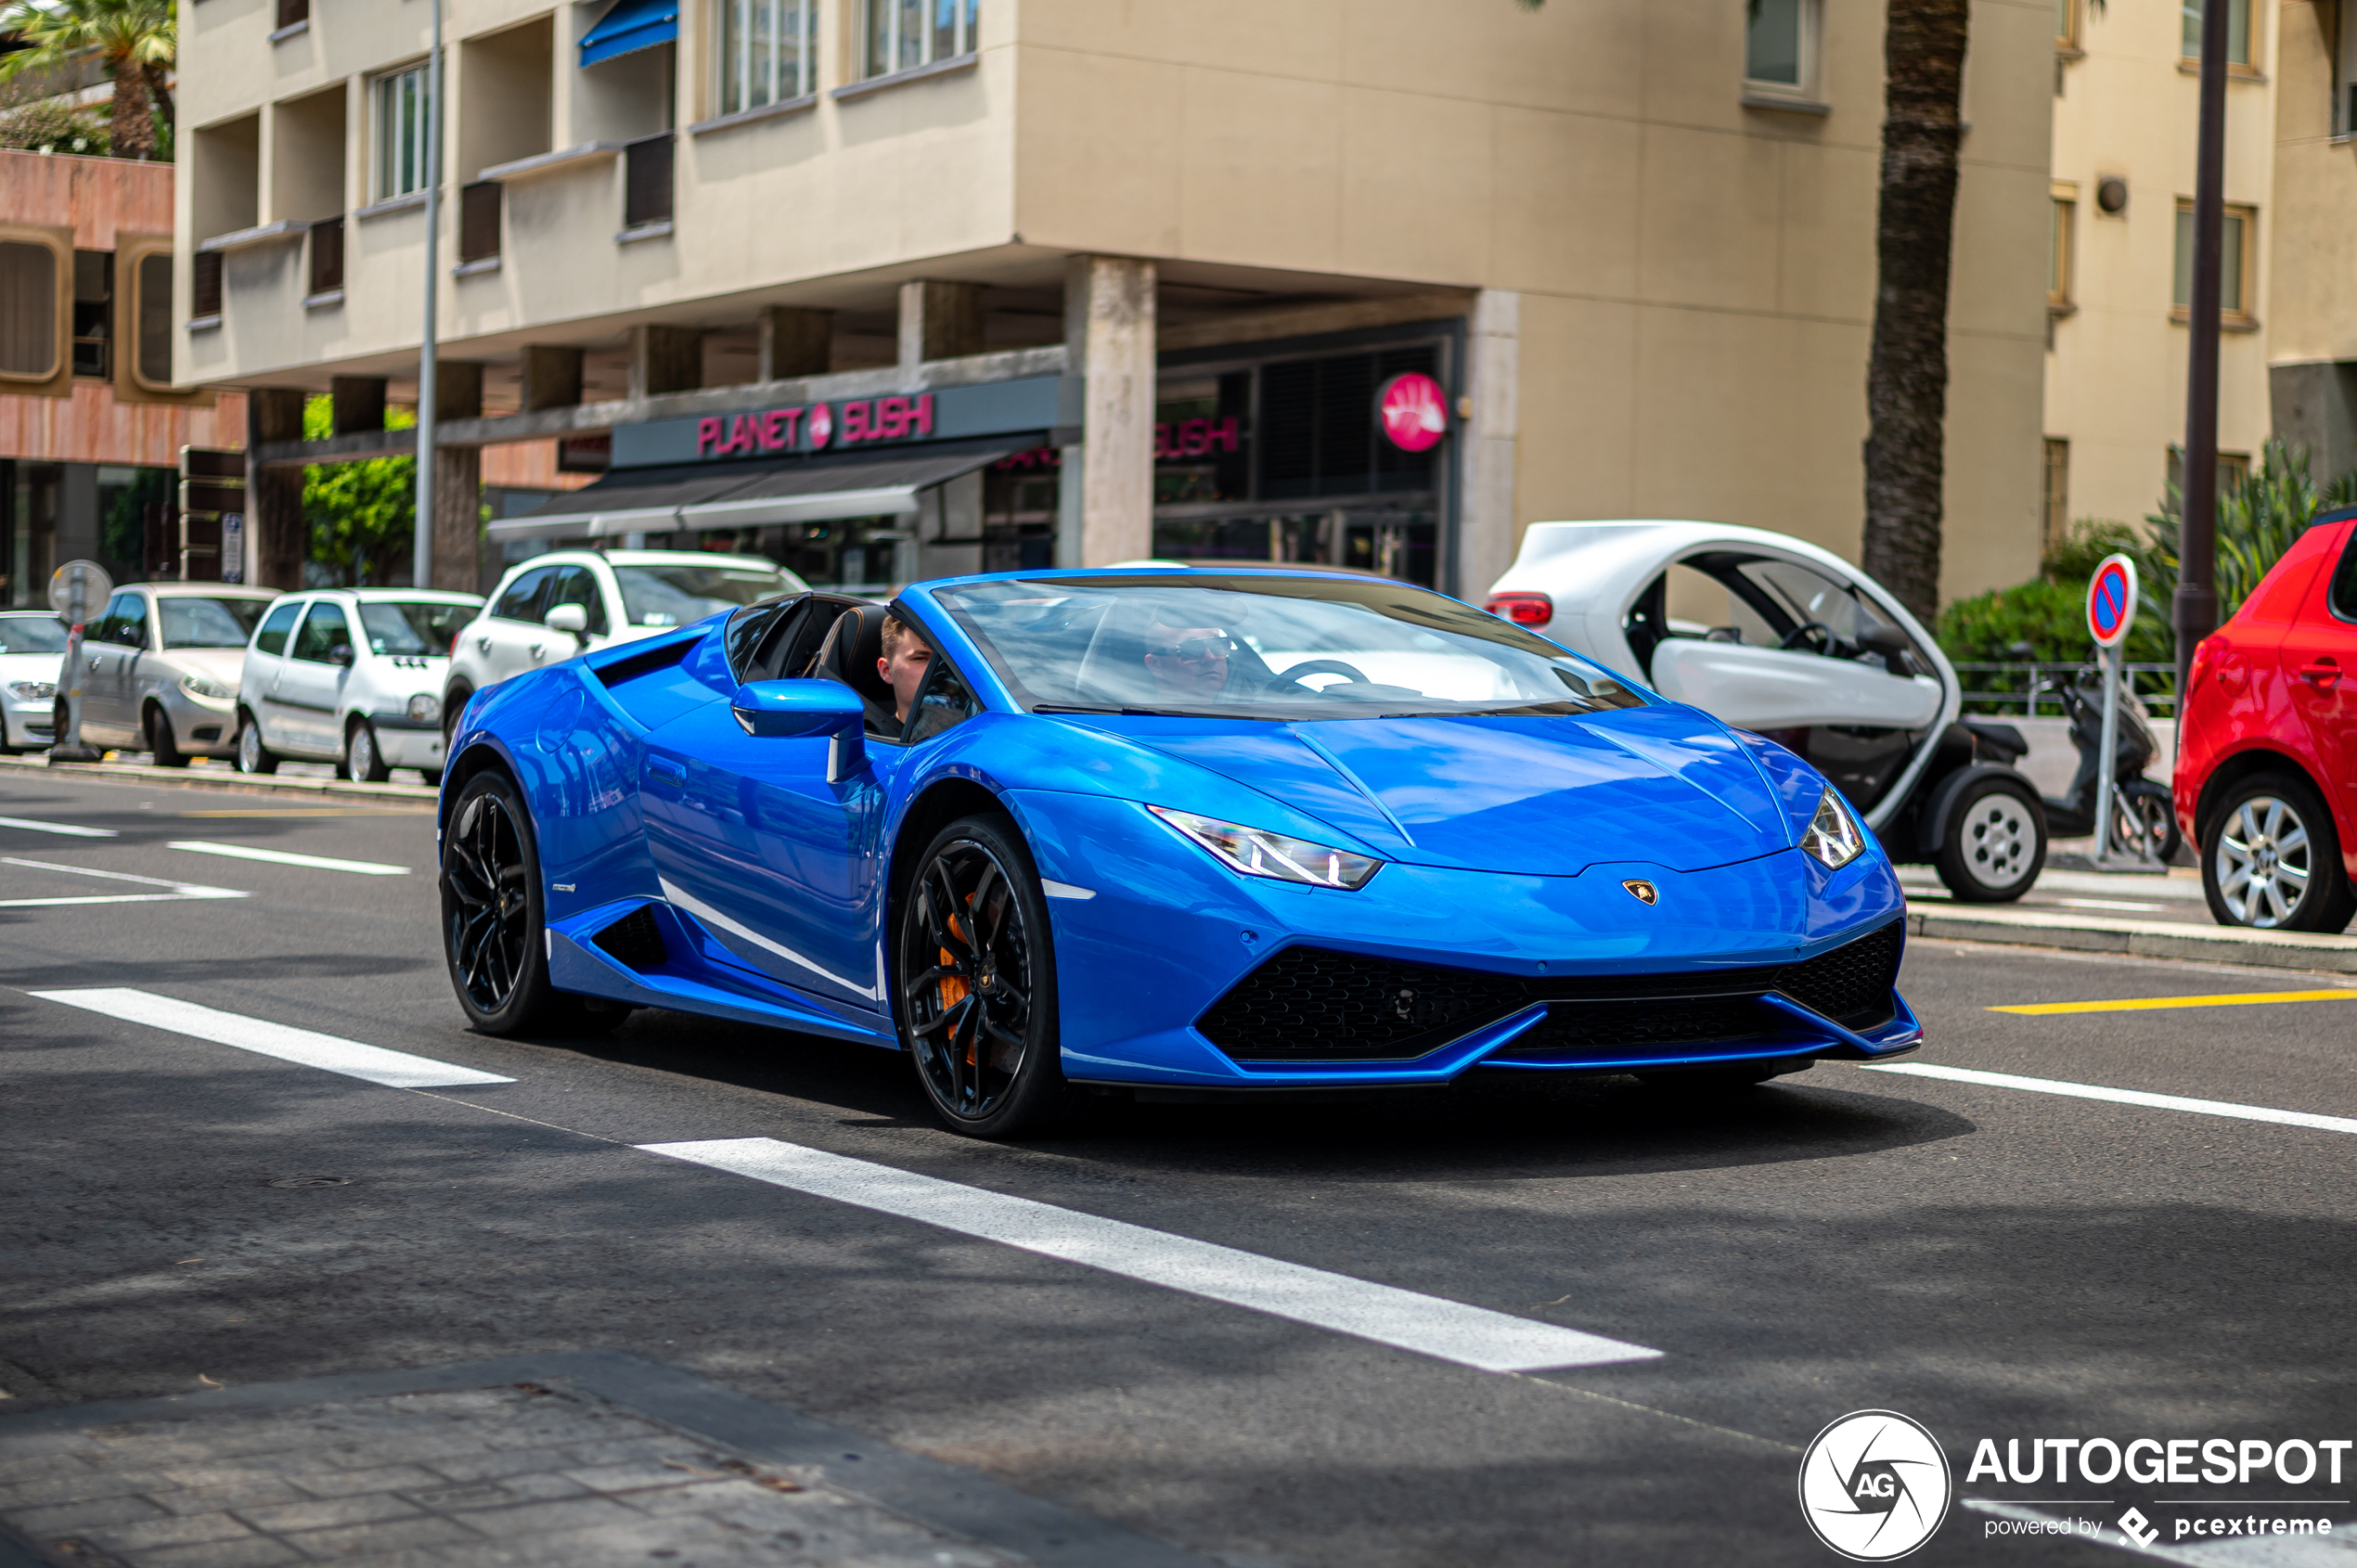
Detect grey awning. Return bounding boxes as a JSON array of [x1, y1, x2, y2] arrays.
[[486, 444, 1026, 542]]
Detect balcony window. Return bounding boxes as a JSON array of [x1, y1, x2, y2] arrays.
[[1745, 0, 1821, 100], [276, 0, 308, 29], [2181, 0, 2251, 67], [135, 253, 171, 384], [71, 250, 110, 379], [624, 134, 675, 230], [309, 217, 344, 296], [861, 0, 977, 81], [719, 0, 813, 113], [458, 182, 501, 263], [190, 251, 224, 321], [2172, 200, 2256, 324], [0, 240, 59, 379], [374, 64, 433, 201]]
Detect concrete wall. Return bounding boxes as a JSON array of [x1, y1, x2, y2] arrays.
[[2045, 0, 2278, 536]]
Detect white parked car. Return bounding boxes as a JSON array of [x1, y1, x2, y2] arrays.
[[0, 610, 67, 752], [236, 589, 483, 784], [59, 583, 277, 765], [442, 549, 806, 739], [1486, 519, 2054, 902]]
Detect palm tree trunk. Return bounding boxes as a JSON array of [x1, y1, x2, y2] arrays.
[[144, 62, 174, 145], [109, 55, 156, 161], [1860, 0, 1970, 624]]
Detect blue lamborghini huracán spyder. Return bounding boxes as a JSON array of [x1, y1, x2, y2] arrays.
[[436, 568, 1920, 1137]]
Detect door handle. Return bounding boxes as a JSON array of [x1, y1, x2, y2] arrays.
[[475, 636, 492, 654], [529, 643, 546, 661], [87, 657, 100, 671], [2299, 657, 2342, 688], [646, 755, 687, 789]]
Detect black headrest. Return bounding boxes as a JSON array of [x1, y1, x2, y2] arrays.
[[812, 605, 900, 735]]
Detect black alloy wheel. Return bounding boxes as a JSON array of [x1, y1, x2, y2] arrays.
[[897, 815, 1075, 1138], [441, 770, 628, 1035], [235, 710, 279, 775], [146, 705, 187, 768]]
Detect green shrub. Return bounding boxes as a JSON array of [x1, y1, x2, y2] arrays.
[[0, 98, 109, 155]]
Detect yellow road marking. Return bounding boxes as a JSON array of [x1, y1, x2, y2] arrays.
[[1991, 989, 2357, 1016]]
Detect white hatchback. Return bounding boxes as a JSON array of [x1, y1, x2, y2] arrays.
[[236, 589, 483, 783], [441, 549, 805, 739]]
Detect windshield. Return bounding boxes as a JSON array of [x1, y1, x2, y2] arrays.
[[0, 616, 66, 654], [161, 598, 269, 649], [358, 600, 476, 656], [613, 561, 802, 628], [934, 575, 1647, 721]]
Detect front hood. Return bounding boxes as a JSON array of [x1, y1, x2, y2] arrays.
[[1129, 705, 1792, 875], [156, 648, 248, 688]]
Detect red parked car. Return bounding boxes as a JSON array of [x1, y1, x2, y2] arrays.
[[2173, 507, 2357, 932]]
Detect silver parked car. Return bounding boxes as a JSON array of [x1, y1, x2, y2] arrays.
[[0, 610, 68, 752], [58, 584, 277, 765], [236, 589, 483, 784]]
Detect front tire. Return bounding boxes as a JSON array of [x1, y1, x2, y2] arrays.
[[235, 710, 278, 775], [1936, 775, 2046, 902], [146, 705, 187, 768], [897, 814, 1076, 1139], [344, 718, 390, 783], [2202, 774, 2356, 932]]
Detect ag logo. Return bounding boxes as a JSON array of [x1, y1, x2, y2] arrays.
[[1797, 1410, 1951, 1561], [1622, 879, 1658, 905]]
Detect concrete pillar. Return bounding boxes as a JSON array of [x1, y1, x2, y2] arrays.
[[1061, 256, 1155, 567], [520, 344, 584, 411], [629, 325, 702, 400], [757, 306, 833, 380], [431, 446, 482, 593], [247, 388, 307, 591], [1454, 289, 1520, 601], [329, 376, 387, 436], [897, 280, 985, 366], [435, 360, 484, 422]]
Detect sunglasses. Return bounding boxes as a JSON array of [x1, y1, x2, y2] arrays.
[[1150, 636, 1232, 662]]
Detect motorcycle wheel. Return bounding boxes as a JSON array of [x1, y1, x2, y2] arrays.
[[2112, 780, 2182, 866]]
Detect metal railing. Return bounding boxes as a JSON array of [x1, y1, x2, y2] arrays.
[[1953, 662, 2178, 719]]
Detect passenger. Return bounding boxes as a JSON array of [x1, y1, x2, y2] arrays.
[[1142, 619, 1236, 701], [878, 615, 934, 724]]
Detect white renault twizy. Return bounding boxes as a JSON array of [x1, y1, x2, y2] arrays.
[[1486, 520, 2045, 902]]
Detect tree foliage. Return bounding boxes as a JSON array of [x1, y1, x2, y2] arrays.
[[303, 394, 417, 587], [2139, 438, 2357, 630], [0, 0, 175, 161]]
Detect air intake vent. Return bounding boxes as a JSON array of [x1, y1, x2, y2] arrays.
[[592, 906, 667, 970]]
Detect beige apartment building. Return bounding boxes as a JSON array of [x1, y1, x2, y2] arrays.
[[174, 0, 2054, 603], [2268, 0, 2357, 482], [2043, 0, 2279, 542]]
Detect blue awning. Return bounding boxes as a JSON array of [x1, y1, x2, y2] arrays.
[[580, 0, 678, 67]]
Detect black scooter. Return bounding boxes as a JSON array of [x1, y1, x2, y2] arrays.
[[2024, 662, 2180, 864]]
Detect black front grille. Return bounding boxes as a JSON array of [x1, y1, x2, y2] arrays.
[[592, 906, 667, 970], [1198, 919, 1903, 1063]]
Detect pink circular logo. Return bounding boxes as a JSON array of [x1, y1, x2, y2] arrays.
[[1377, 373, 1449, 453], [806, 404, 833, 449]]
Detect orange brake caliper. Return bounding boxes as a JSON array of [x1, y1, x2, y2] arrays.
[[938, 906, 973, 1063]]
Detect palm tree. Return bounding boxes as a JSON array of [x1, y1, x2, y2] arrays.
[[0, 0, 175, 161], [1516, 0, 1971, 623]]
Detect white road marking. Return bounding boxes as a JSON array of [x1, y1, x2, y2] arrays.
[[1861, 1062, 2357, 1137], [31, 989, 512, 1088], [0, 816, 118, 838], [2054, 897, 2170, 913], [638, 1136, 1661, 1373], [167, 841, 410, 876], [0, 856, 247, 908]]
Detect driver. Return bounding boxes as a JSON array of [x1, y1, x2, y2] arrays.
[[1141, 620, 1236, 700], [878, 615, 933, 724]]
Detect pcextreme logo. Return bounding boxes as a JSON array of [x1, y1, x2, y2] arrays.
[[1799, 1410, 1954, 1561]]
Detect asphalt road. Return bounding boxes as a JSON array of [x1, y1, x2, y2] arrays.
[[5, 769, 2354, 1567]]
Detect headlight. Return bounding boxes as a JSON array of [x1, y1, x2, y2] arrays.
[[1802, 788, 1866, 871], [179, 672, 233, 700], [6, 680, 55, 701], [1148, 805, 1383, 890], [407, 692, 442, 723]]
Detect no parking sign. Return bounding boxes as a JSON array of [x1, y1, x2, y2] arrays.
[[2086, 553, 2138, 649]]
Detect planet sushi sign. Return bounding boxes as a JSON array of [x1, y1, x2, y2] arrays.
[[1377, 372, 1449, 453]]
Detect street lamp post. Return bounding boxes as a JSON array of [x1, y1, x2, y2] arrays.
[[411, 0, 444, 592], [2174, 0, 2230, 707]]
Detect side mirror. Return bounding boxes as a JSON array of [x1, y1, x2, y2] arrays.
[[545, 603, 589, 640], [729, 680, 868, 781], [1858, 623, 1913, 676], [328, 643, 354, 667]]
